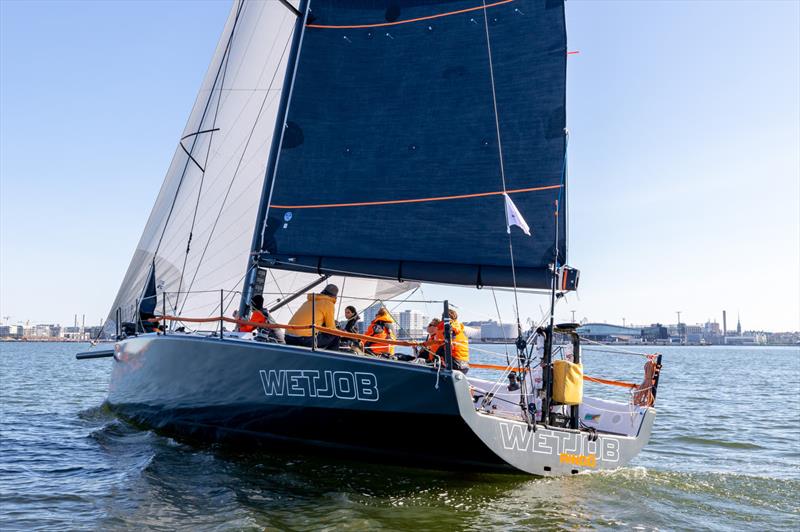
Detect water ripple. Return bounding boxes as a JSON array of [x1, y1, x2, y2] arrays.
[[1, 343, 799, 530]]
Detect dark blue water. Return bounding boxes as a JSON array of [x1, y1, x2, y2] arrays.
[[1, 342, 798, 530]]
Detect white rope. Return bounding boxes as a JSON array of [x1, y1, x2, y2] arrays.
[[481, 0, 521, 326], [490, 287, 511, 362]]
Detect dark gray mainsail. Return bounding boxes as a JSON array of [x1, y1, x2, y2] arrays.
[[256, 0, 569, 290]]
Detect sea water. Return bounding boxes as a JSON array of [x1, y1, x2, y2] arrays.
[[1, 342, 798, 530]]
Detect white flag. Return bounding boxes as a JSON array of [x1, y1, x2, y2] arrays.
[[504, 193, 531, 236]]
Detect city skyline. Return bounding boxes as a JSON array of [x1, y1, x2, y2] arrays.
[[1, 1, 798, 331], [3, 306, 795, 335]]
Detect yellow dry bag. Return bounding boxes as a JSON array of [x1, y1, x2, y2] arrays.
[[552, 360, 583, 405]]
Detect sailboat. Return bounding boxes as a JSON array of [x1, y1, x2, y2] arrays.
[[78, 0, 662, 476]]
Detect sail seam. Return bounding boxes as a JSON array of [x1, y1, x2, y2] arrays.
[[306, 0, 513, 29], [269, 184, 561, 209]]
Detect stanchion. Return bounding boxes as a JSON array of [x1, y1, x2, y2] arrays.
[[219, 289, 224, 340], [311, 294, 317, 350]]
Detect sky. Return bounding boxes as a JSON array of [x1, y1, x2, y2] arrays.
[[1, 0, 798, 332]]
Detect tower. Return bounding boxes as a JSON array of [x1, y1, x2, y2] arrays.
[[722, 310, 727, 336], [736, 313, 741, 336]]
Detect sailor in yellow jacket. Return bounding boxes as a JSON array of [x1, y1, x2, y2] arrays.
[[286, 284, 340, 350]]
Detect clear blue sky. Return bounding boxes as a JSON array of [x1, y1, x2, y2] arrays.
[[1, 0, 798, 331]]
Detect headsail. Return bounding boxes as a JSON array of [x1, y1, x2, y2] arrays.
[[107, 0, 303, 329], [257, 0, 568, 290], [106, 0, 417, 336]]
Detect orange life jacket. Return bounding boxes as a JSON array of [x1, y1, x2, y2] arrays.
[[365, 315, 396, 355], [239, 309, 266, 333], [435, 320, 469, 363], [422, 333, 443, 362]]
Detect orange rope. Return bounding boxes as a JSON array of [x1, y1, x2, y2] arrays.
[[583, 375, 638, 389], [306, 0, 514, 30], [470, 363, 637, 389], [270, 184, 561, 210], [152, 315, 421, 347]]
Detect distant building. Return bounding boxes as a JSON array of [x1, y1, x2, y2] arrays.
[[361, 303, 383, 334], [576, 323, 643, 343], [725, 332, 767, 345], [0, 325, 22, 338], [398, 309, 426, 339], [481, 321, 517, 341], [642, 323, 669, 341]]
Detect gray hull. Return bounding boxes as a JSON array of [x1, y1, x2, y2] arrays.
[[106, 334, 654, 475]]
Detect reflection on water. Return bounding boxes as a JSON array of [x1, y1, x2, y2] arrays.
[[1, 342, 798, 530]]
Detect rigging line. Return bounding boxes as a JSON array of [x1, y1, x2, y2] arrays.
[[266, 268, 289, 308], [481, 0, 521, 329], [335, 277, 347, 321], [388, 285, 421, 315], [490, 287, 511, 366], [152, 0, 245, 258], [277, 0, 302, 18], [179, 28, 296, 304], [306, 0, 514, 29], [269, 184, 561, 209], [176, 10, 238, 315]]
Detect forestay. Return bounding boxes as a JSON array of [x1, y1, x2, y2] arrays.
[[258, 0, 569, 290]]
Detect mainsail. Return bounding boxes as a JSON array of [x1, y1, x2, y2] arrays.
[[257, 0, 568, 290]]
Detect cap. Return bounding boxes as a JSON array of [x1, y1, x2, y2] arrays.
[[321, 284, 339, 297]]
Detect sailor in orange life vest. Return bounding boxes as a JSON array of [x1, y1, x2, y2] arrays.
[[363, 307, 397, 357], [433, 308, 470, 373], [285, 284, 340, 351], [237, 294, 268, 333], [416, 318, 443, 362]]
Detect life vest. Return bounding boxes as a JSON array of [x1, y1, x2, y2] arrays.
[[239, 309, 267, 333], [421, 333, 443, 362], [435, 320, 469, 363], [365, 315, 396, 355]]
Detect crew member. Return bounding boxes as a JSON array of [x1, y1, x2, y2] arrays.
[[364, 307, 396, 357], [285, 284, 340, 350], [434, 308, 470, 373], [340, 305, 362, 352], [238, 295, 268, 333], [417, 318, 442, 362]]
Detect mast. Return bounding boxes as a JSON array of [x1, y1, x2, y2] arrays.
[[240, 0, 310, 318]]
